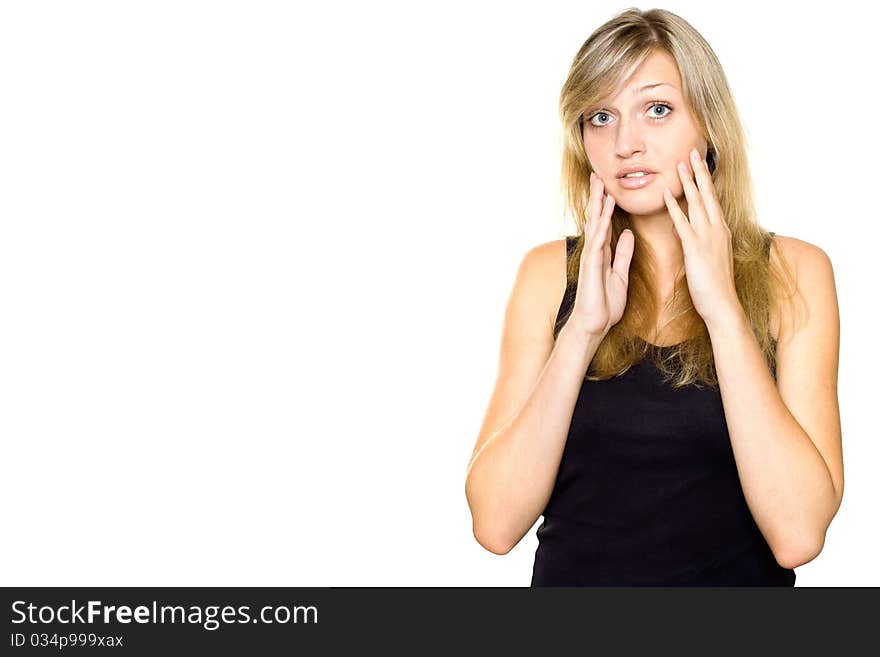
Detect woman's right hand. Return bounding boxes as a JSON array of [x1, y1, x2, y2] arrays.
[[568, 172, 635, 338]]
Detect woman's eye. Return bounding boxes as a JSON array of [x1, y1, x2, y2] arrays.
[[588, 103, 671, 127], [649, 103, 671, 118], [590, 112, 611, 126]]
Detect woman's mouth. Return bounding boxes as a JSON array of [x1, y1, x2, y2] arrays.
[[617, 172, 658, 190]]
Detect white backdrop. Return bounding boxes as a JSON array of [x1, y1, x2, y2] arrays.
[[0, 0, 874, 586]]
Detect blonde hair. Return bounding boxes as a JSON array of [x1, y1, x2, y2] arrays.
[[556, 7, 798, 388]]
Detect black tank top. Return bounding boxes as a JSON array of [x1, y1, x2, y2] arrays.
[[531, 233, 794, 586]]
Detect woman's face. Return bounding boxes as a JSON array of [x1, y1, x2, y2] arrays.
[[582, 50, 708, 216]]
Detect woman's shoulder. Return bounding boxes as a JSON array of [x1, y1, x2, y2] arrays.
[[768, 233, 832, 293], [524, 237, 570, 286], [516, 238, 571, 331], [770, 233, 829, 267], [523, 236, 569, 266], [766, 233, 834, 342]]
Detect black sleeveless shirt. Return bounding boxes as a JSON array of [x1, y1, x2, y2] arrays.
[[531, 233, 794, 586]]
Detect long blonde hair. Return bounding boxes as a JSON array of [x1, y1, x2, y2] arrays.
[[556, 7, 798, 388]]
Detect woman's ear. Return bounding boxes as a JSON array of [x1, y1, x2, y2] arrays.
[[706, 147, 717, 174]]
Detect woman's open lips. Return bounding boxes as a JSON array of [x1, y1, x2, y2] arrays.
[[617, 172, 657, 189]]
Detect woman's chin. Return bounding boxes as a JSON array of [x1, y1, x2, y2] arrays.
[[612, 196, 666, 215]]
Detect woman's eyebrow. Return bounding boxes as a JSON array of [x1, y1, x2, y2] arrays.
[[636, 82, 675, 93], [587, 83, 678, 111]]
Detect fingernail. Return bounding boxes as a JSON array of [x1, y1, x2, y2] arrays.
[[690, 147, 699, 160]]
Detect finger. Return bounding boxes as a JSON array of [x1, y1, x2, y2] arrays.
[[589, 192, 614, 254], [587, 172, 604, 237], [676, 160, 708, 231], [602, 195, 616, 272], [689, 148, 723, 226], [663, 187, 693, 244], [612, 228, 635, 284], [603, 202, 613, 269], [602, 193, 615, 249]]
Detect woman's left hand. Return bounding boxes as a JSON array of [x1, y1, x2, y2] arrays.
[[663, 147, 742, 329]]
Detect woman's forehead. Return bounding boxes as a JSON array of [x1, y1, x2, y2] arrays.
[[609, 52, 681, 98]]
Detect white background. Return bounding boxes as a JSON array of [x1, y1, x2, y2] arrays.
[[0, 0, 875, 586]]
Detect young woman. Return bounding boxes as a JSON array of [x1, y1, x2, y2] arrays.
[[464, 8, 843, 586]]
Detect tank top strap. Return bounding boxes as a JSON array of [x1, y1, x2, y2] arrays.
[[553, 236, 579, 339]]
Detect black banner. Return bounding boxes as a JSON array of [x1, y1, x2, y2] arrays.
[[2, 587, 875, 654]]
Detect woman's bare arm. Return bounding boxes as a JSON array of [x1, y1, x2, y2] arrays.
[[464, 242, 602, 554]]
